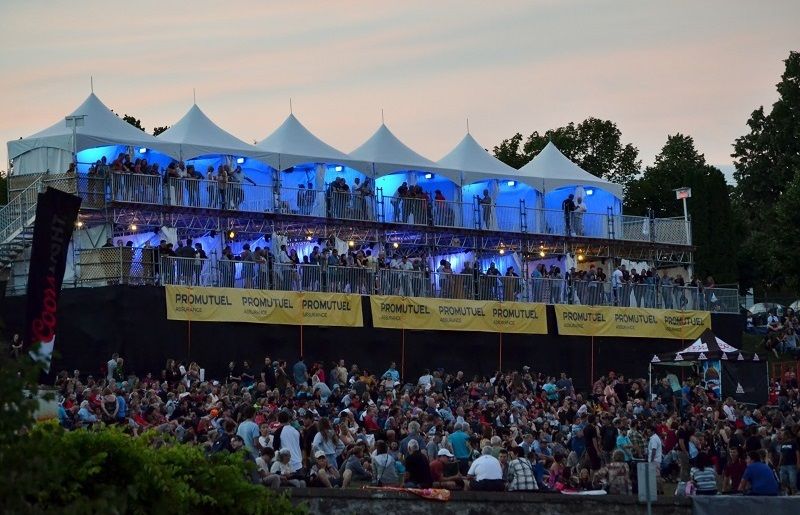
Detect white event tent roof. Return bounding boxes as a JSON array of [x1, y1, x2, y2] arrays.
[[8, 93, 180, 170], [437, 133, 519, 185], [349, 124, 461, 183], [255, 114, 366, 172], [157, 104, 266, 160], [517, 141, 623, 198]]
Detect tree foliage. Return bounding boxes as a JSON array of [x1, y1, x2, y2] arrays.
[[0, 344, 303, 515], [626, 134, 738, 282], [123, 114, 145, 133], [732, 50, 800, 291], [152, 125, 170, 136], [493, 118, 641, 194], [1, 425, 303, 515]]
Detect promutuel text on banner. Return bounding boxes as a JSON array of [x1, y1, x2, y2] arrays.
[[553, 305, 710, 339], [370, 295, 547, 334], [165, 286, 363, 327]]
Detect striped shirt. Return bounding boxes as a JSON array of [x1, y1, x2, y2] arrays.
[[691, 467, 717, 493]]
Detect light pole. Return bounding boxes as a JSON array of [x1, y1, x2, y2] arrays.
[[64, 115, 86, 168], [673, 187, 691, 245]]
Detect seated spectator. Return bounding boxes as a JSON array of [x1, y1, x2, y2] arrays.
[[739, 450, 779, 495], [507, 447, 538, 492], [403, 440, 433, 488], [429, 448, 466, 490], [309, 450, 341, 488], [270, 449, 306, 488], [690, 452, 717, 495], [341, 445, 372, 487], [371, 440, 400, 486], [467, 446, 505, 491]]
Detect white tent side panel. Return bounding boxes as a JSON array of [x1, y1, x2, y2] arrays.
[[12, 147, 73, 175]]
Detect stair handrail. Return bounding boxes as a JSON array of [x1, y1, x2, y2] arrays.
[[0, 175, 44, 244]]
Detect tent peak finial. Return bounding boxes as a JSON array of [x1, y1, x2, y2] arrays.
[[466, 117, 470, 134], [381, 108, 384, 125], [289, 98, 293, 115], [90, 76, 94, 93], [193, 88, 196, 105]]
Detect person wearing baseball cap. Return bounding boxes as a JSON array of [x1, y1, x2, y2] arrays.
[[430, 448, 465, 490], [309, 450, 341, 488]]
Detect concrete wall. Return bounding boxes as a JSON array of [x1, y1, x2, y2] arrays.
[[286, 489, 691, 515]]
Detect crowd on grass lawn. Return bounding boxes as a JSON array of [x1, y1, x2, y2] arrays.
[[23, 349, 800, 496]]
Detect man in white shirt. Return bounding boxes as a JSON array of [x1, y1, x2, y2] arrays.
[[647, 424, 664, 492], [723, 398, 737, 423], [274, 411, 303, 472], [647, 426, 663, 465], [612, 265, 625, 306], [467, 447, 505, 491]]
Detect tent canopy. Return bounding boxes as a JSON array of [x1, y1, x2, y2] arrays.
[[157, 104, 266, 160], [651, 329, 762, 364], [8, 93, 180, 172], [256, 114, 366, 173], [437, 133, 522, 185], [350, 123, 461, 183], [516, 141, 623, 199]]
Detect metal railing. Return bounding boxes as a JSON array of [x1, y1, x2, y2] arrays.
[[5, 173, 693, 245], [28, 247, 743, 312], [0, 176, 42, 244]]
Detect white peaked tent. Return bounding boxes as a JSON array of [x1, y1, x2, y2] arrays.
[[517, 141, 623, 199], [255, 114, 366, 172], [157, 104, 266, 160], [437, 133, 519, 184], [349, 124, 461, 183], [7, 93, 180, 175]]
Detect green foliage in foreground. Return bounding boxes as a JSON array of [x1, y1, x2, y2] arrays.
[[0, 424, 305, 515]]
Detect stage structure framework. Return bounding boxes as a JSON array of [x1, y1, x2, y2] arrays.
[[1, 91, 732, 310]]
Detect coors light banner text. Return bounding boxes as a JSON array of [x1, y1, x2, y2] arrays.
[[23, 187, 81, 372]]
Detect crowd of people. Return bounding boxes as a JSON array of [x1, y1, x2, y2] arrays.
[[763, 308, 800, 359], [44, 350, 800, 497], [93, 233, 732, 314]]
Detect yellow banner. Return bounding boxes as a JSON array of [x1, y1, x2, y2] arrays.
[[370, 295, 548, 334], [553, 305, 710, 339], [165, 286, 363, 327]]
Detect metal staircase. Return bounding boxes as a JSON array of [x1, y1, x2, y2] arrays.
[[0, 176, 43, 269]]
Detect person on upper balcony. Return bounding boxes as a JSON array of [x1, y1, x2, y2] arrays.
[[478, 189, 493, 230], [562, 194, 576, 236]]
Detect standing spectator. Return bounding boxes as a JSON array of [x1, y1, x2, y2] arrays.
[[293, 356, 308, 387], [777, 428, 799, 495], [106, 353, 119, 383], [274, 411, 303, 473], [562, 193, 576, 236], [236, 406, 260, 458]]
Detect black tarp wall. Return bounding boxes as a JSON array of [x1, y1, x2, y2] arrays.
[[1, 286, 744, 390]]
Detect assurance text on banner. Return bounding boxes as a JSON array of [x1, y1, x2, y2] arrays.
[[370, 295, 548, 334], [553, 305, 711, 339], [165, 286, 363, 327]]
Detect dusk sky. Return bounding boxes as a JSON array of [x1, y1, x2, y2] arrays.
[[1, 1, 798, 180]]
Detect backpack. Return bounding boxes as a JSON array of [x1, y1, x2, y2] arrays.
[[272, 425, 285, 452]]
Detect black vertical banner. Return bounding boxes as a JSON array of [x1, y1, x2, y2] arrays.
[[23, 187, 81, 372], [721, 361, 769, 405]]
